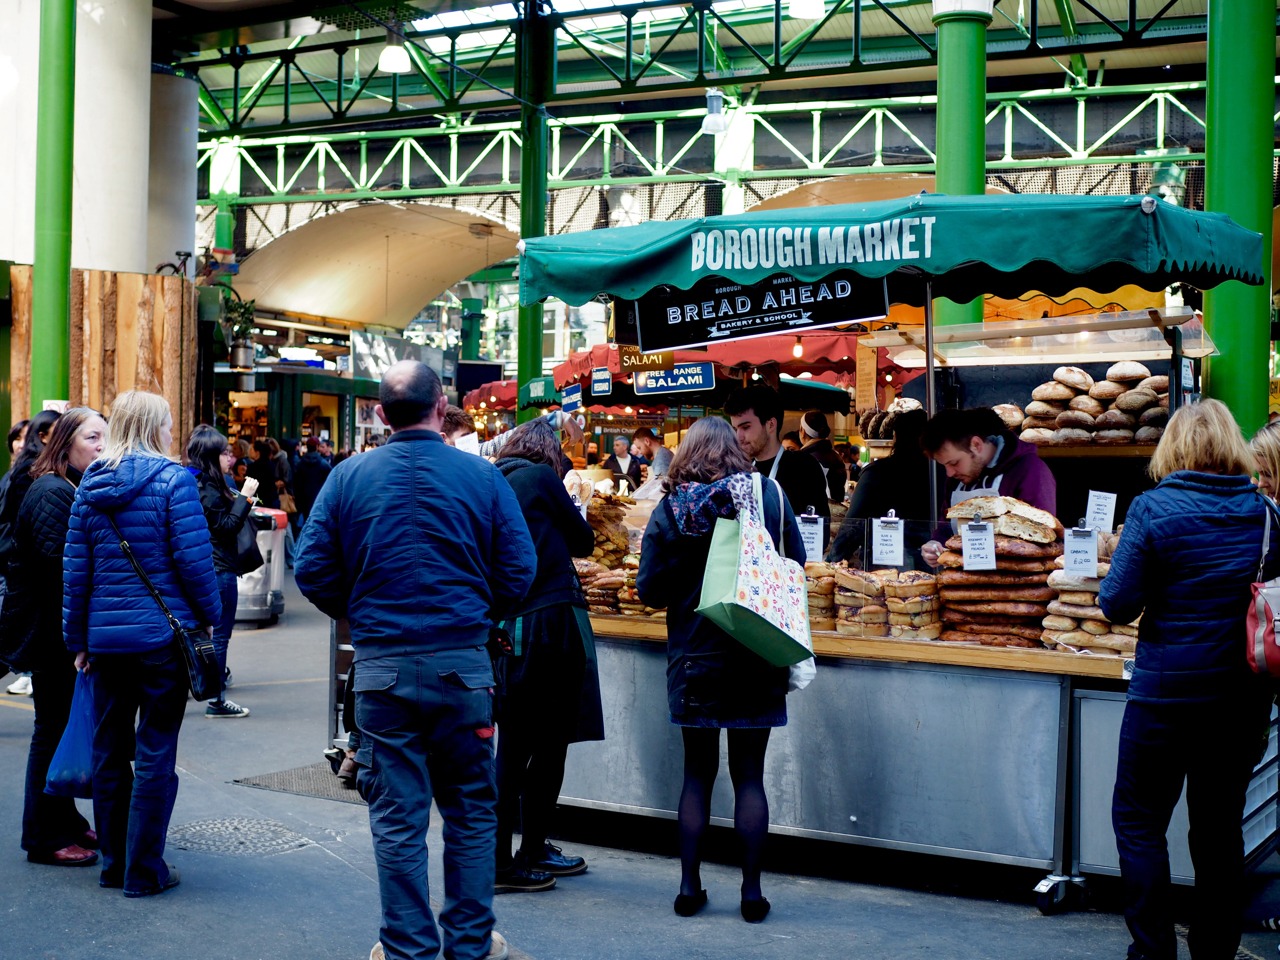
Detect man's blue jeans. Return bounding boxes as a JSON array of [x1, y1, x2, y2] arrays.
[[354, 646, 498, 960]]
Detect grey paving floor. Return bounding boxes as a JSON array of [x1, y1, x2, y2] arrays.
[[0, 573, 1277, 960]]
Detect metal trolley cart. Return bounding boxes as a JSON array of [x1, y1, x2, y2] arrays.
[[236, 507, 288, 625]]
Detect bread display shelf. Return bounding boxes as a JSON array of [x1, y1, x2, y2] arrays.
[[587, 615, 1125, 679], [1034, 444, 1157, 459]]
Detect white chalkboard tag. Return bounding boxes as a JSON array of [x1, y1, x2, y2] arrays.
[[1064, 527, 1099, 578], [872, 511, 905, 567], [798, 513, 823, 563], [961, 520, 997, 571], [1085, 491, 1118, 534]]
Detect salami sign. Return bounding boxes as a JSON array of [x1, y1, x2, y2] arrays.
[[634, 362, 716, 395], [620, 271, 889, 353]]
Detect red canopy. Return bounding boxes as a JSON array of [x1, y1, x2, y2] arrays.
[[462, 379, 518, 410]]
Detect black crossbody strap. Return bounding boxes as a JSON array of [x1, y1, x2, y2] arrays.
[[100, 511, 184, 632]]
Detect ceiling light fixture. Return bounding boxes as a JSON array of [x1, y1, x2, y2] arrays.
[[379, 23, 413, 74], [792, 336, 803, 359], [700, 88, 730, 136]]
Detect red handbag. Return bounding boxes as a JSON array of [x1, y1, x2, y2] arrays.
[[1246, 501, 1280, 675]]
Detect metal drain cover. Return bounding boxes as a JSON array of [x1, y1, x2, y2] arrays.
[[168, 818, 312, 857]]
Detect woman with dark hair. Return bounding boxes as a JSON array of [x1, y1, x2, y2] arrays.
[[1, 409, 61, 697], [8, 408, 106, 866], [246, 440, 280, 508], [186, 425, 260, 719], [8, 419, 30, 456], [490, 418, 601, 893], [798, 410, 848, 503], [637, 417, 803, 923]]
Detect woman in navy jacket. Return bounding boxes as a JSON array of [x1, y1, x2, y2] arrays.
[[637, 417, 803, 925], [63, 391, 222, 898], [1099, 399, 1277, 960]]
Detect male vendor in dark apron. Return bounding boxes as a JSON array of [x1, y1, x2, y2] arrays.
[[917, 407, 1057, 566]]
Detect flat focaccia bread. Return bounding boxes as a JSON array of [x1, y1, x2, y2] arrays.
[[888, 611, 942, 627], [886, 595, 940, 614], [939, 585, 1057, 603], [937, 569, 1050, 586], [888, 622, 944, 641], [882, 571, 937, 598], [835, 620, 887, 637], [935, 551, 1056, 572], [945, 536, 1064, 558]]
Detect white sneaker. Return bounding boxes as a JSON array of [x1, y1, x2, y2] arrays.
[[6, 676, 32, 696], [370, 932, 507, 960], [369, 944, 383, 960]]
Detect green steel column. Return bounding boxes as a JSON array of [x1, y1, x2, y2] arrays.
[[515, 5, 553, 424], [30, 0, 76, 413], [1202, 0, 1275, 433], [460, 297, 483, 361], [931, 2, 992, 327]]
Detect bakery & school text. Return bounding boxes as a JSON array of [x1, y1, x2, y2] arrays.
[[689, 217, 937, 272]]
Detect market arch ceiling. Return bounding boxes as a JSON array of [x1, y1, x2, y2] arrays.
[[156, 1, 1233, 135]]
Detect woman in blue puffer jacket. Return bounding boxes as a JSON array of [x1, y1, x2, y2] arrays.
[[1099, 399, 1277, 960], [63, 391, 222, 899]]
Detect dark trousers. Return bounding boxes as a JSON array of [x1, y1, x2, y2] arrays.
[[89, 647, 187, 894], [22, 653, 91, 854], [1112, 694, 1271, 960], [354, 648, 498, 960], [495, 721, 569, 868], [210, 569, 239, 701]]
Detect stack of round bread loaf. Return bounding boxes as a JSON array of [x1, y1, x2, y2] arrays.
[[1040, 556, 1138, 656], [938, 496, 1064, 648], [857, 397, 924, 442], [994, 362, 1170, 447], [805, 562, 838, 631], [829, 566, 940, 640]]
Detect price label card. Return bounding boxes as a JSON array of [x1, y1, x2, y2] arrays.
[[455, 433, 481, 455], [798, 515, 823, 563], [871, 517, 904, 567], [1085, 491, 1118, 534], [1122, 659, 1135, 681], [961, 521, 997, 571], [1064, 528, 1099, 578]]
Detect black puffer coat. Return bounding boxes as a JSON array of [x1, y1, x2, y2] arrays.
[[196, 474, 253, 575]]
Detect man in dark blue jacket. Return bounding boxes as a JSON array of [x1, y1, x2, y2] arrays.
[[296, 361, 535, 960]]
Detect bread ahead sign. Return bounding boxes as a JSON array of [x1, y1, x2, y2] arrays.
[[623, 266, 889, 353]]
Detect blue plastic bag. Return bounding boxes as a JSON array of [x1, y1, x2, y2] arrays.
[[45, 670, 95, 799]]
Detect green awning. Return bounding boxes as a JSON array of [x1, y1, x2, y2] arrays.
[[519, 193, 1264, 309], [519, 375, 561, 409]]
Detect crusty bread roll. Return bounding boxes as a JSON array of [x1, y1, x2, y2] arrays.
[[1111, 623, 1139, 638], [1047, 600, 1105, 620], [1025, 400, 1067, 418], [1089, 380, 1128, 400], [944, 535, 1063, 558], [1032, 381, 1077, 402], [1068, 395, 1106, 417], [1042, 614, 1078, 631], [1051, 558, 1111, 577], [1139, 407, 1169, 427], [888, 622, 944, 641], [807, 576, 836, 596], [1051, 427, 1093, 445], [1058, 589, 1100, 606], [1046, 570, 1102, 592], [1135, 425, 1165, 443], [1053, 366, 1094, 391], [1056, 411, 1096, 431], [1043, 629, 1101, 648], [1022, 416, 1061, 431], [886, 596, 940, 614], [1095, 429, 1135, 445], [1079, 619, 1110, 636], [1107, 361, 1151, 382], [1096, 409, 1137, 430], [993, 403, 1025, 431], [1137, 375, 1169, 394], [856, 604, 888, 623], [938, 569, 1049, 586], [1115, 388, 1158, 412], [1020, 428, 1056, 445], [1158, 393, 1169, 409], [946, 496, 1061, 532], [1101, 634, 1137, 654], [810, 617, 836, 632]]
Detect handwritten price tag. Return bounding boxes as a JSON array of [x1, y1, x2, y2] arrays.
[[872, 516, 905, 567], [1085, 491, 1118, 534], [798, 515, 823, 563], [1064, 528, 1099, 578], [961, 521, 997, 571]]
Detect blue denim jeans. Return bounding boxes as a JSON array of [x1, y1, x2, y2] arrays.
[[354, 647, 497, 960], [211, 569, 239, 701], [88, 646, 187, 894], [1112, 693, 1271, 960]]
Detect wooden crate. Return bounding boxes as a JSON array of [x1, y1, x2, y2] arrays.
[[9, 265, 199, 455]]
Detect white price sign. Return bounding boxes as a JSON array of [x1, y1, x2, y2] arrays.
[[798, 515, 823, 563], [961, 521, 997, 571], [1085, 491, 1118, 534], [1064, 528, 1099, 578], [871, 515, 905, 567]]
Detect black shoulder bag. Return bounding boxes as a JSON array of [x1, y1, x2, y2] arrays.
[[102, 512, 222, 701]]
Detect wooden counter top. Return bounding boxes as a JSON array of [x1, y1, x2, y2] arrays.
[[588, 615, 1126, 680]]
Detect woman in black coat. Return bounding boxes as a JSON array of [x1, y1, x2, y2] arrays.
[[492, 418, 600, 893], [246, 440, 280, 509], [797, 410, 848, 503], [186, 426, 260, 719], [637, 416, 803, 924], [9, 407, 106, 866]]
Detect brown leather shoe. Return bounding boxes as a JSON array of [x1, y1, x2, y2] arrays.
[[27, 844, 99, 867]]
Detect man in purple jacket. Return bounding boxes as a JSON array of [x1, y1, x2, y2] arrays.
[[918, 407, 1057, 566]]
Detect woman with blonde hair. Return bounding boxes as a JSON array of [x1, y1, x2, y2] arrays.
[[1251, 419, 1280, 502], [63, 391, 222, 897], [1100, 398, 1278, 960], [637, 417, 802, 924]]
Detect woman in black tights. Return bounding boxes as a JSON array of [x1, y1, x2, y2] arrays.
[[636, 416, 802, 923]]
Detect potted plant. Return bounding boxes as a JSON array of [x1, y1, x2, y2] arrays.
[[224, 293, 257, 371]]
